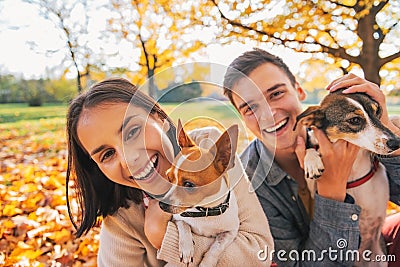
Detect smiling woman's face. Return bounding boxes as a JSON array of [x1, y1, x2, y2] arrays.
[[77, 102, 174, 195]]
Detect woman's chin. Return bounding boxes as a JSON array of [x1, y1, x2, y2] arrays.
[[136, 170, 170, 196]]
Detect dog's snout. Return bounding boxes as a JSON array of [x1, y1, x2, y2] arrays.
[[387, 138, 400, 151]]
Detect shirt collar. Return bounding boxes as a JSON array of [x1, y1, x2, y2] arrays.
[[250, 139, 288, 188]]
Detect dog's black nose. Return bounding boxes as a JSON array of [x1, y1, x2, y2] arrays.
[[387, 138, 400, 151]]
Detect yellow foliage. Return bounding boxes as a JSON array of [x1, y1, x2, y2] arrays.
[[48, 228, 71, 243], [3, 204, 23, 217], [0, 120, 100, 266]]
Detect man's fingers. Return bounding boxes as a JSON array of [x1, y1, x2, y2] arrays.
[[326, 74, 360, 92], [311, 127, 331, 154], [295, 136, 306, 169]]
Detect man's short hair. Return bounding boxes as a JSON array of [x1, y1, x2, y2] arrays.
[[223, 48, 296, 107]]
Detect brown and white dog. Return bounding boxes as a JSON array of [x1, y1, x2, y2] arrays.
[[294, 89, 400, 266], [159, 120, 240, 267]]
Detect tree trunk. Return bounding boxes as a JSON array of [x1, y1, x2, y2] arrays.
[[76, 70, 83, 94], [355, 3, 382, 86], [147, 68, 157, 99]]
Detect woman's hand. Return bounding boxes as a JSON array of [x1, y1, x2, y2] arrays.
[[312, 127, 359, 202], [144, 199, 172, 249]]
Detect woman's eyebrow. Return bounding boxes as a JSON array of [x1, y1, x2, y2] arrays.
[[90, 145, 106, 156], [90, 115, 139, 156], [119, 115, 138, 134]]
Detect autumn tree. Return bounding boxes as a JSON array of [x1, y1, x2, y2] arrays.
[[208, 0, 400, 87], [107, 0, 206, 99], [25, 0, 97, 93]]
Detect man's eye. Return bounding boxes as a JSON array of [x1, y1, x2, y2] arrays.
[[270, 91, 283, 99], [244, 104, 257, 115], [101, 149, 115, 162]]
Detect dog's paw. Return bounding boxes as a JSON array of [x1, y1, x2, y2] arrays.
[[179, 238, 194, 264], [304, 148, 324, 179]]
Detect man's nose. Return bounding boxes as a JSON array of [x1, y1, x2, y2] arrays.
[[258, 106, 275, 121]]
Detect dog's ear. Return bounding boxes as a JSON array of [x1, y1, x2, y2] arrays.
[[212, 124, 239, 173], [177, 119, 195, 148], [294, 106, 324, 130]]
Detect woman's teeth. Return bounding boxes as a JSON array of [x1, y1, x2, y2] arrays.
[[132, 154, 158, 180], [265, 119, 288, 133]]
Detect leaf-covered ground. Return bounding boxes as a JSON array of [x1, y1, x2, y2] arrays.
[[0, 118, 99, 267], [1, 117, 399, 267]]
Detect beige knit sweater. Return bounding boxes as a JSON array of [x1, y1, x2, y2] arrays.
[[97, 127, 274, 266]]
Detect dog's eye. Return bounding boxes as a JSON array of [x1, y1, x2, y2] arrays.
[[183, 181, 196, 191], [347, 117, 363, 125]]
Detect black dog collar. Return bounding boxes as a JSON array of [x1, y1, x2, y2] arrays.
[[180, 191, 231, 218]]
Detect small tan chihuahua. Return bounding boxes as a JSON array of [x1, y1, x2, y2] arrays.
[[159, 120, 240, 267], [295, 89, 400, 267]]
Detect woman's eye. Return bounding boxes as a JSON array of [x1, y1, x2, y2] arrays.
[[101, 149, 115, 162], [124, 126, 140, 141]]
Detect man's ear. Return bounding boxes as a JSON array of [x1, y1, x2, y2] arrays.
[[293, 106, 324, 130], [212, 124, 239, 173], [177, 119, 196, 148], [295, 82, 307, 101]]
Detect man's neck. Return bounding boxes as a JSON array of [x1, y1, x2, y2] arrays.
[[274, 145, 306, 186]]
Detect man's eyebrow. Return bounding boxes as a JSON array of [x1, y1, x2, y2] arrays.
[[266, 83, 286, 93], [237, 83, 286, 111], [118, 115, 138, 134], [238, 101, 252, 111]]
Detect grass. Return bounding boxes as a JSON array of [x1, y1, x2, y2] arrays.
[[0, 103, 68, 124], [1, 102, 399, 127]]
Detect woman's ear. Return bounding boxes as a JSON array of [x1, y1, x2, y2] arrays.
[[153, 111, 170, 132], [162, 119, 170, 133]]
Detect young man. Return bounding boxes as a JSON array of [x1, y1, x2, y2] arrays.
[[223, 48, 400, 266]]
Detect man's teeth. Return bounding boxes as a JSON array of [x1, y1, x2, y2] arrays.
[[265, 119, 288, 133], [133, 155, 158, 180]]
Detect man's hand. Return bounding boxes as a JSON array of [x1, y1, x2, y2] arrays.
[[312, 127, 359, 202]]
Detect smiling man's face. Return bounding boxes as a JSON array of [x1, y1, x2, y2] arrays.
[[231, 62, 306, 151]]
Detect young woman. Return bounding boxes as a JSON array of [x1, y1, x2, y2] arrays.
[[66, 77, 274, 266]]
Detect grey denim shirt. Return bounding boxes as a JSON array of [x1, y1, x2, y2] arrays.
[[241, 138, 400, 266]]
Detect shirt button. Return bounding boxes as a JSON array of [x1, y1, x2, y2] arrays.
[[351, 214, 358, 221], [292, 196, 296, 201]]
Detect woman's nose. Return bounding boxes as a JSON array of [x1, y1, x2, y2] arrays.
[[119, 147, 139, 170]]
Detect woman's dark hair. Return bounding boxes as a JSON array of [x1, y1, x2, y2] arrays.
[[223, 48, 297, 107], [66, 77, 178, 237]]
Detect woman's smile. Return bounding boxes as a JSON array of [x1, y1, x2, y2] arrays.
[[130, 154, 159, 181]]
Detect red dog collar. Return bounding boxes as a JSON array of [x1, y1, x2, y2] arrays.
[[346, 158, 379, 189]]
